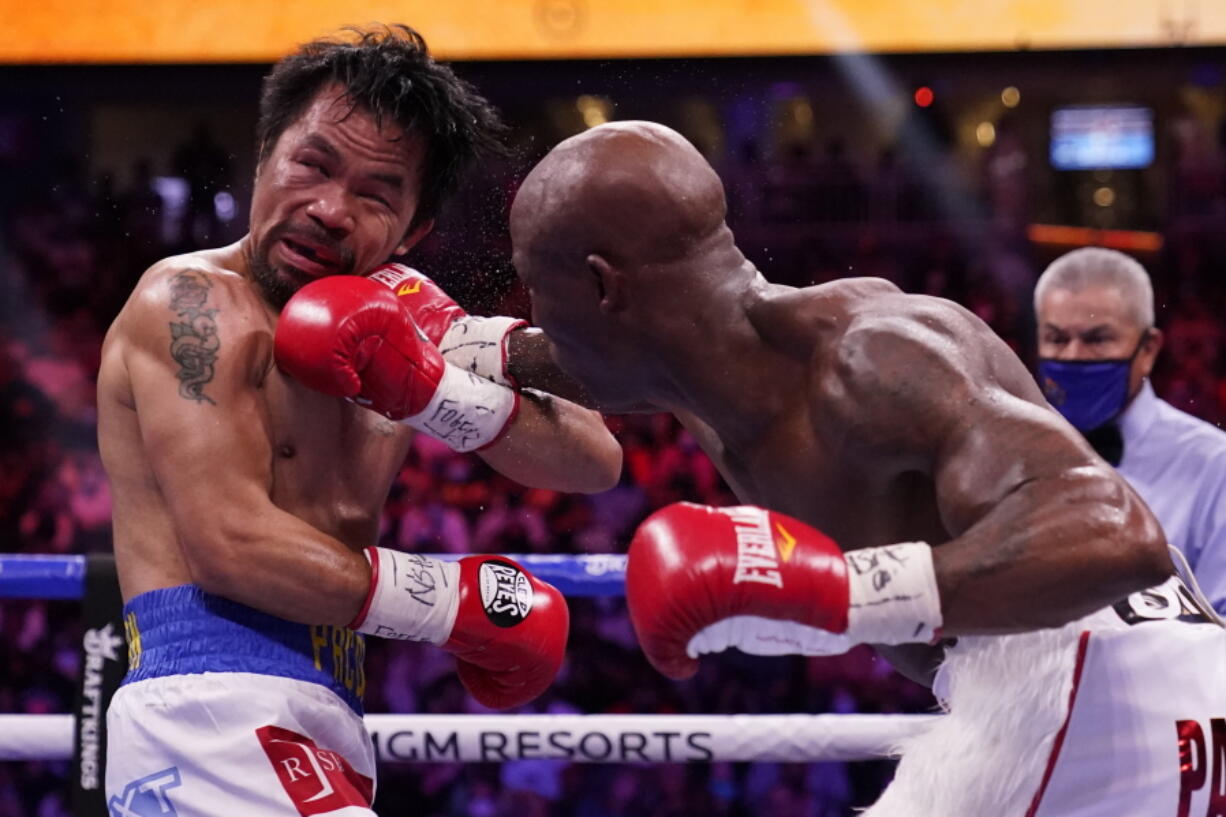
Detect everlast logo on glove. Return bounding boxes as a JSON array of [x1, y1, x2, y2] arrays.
[[724, 506, 784, 588], [478, 560, 533, 627]]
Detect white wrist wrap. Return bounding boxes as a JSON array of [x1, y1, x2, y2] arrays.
[[402, 362, 518, 452], [351, 548, 460, 644], [844, 542, 943, 645], [440, 316, 526, 388]]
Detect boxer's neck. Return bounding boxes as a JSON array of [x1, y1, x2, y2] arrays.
[[654, 274, 800, 448]]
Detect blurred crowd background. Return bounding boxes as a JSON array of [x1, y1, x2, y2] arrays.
[[2, 31, 1226, 817]]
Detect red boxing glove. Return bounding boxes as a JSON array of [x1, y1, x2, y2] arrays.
[[368, 264, 525, 387], [625, 503, 942, 680], [348, 549, 568, 709], [275, 276, 517, 452], [367, 263, 466, 345], [443, 556, 569, 710]]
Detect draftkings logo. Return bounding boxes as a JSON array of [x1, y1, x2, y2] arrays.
[[108, 767, 181, 817], [80, 622, 124, 790]]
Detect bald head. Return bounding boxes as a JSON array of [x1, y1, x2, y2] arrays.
[[511, 121, 728, 269], [510, 122, 750, 411], [1034, 247, 1154, 329]]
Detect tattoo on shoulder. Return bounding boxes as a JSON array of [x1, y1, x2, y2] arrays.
[[167, 271, 220, 405]]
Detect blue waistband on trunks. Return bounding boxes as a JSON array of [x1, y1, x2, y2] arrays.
[[120, 585, 366, 716]]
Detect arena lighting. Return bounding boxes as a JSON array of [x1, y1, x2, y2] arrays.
[[1026, 223, 1164, 252], [576, 95, 612, 128], [1002, 86, 1021, 107], [913, 86, 934, 107], [807, 0, 985, 249], [976, 121, 997, 147]]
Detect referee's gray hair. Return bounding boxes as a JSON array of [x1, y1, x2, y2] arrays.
[[1034, 247, 1154, 328]]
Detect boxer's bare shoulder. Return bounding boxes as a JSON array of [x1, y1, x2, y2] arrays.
[[776, 280, 1051, 452], [101, 246, 274, 410], [98, 246, 284, 600]]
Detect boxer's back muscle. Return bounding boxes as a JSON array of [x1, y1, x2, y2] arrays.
[[719, 279, 1046, 544], [679, 279, 959, 549], [98, 248, 412, 601]]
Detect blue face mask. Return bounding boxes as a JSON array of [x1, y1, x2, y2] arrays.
[[1038, 334, 1148, 432]]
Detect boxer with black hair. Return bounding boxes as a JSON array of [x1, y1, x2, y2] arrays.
[[98, 25, 619, 816]]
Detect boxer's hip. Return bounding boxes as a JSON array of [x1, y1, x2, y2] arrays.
[[106, 672, 376, 816], [868, 575, 1226, 817], [121, 584, 366, 715]]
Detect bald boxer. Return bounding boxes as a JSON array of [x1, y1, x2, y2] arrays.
[[509, 122, 1226, 816], [97, 26, 619, 816]]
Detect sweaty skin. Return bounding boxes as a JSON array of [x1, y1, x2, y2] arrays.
[[509, 122, 1170, 684], [97, 88, 621, 624]]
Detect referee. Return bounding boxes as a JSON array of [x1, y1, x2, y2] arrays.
[[1034, 246, 1226, 613]]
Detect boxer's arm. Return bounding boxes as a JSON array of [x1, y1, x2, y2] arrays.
[[506, 328, 594, 404], [477, 387, 622, 494], [837, 312, 1170, 635], [507, 327, 661, 413], [121, 267, 368, 625]]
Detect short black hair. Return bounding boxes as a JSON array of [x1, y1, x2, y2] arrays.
[[257, 24, 505, 231]]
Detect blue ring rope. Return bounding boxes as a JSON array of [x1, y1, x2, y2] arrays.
[[0, 553, 626, 600]]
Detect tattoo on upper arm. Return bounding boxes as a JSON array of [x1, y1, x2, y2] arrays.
[[167, 272, 220, 405]]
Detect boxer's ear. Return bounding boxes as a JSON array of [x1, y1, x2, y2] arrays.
[[397, 219, 435, 256], [587, 254, 625, 313]]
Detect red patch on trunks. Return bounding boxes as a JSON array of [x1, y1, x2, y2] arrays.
[[256, 725, 373, 815]]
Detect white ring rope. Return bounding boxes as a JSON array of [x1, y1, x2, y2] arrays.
[[0, 714, 75, 761], [0, 713, 936, 763]]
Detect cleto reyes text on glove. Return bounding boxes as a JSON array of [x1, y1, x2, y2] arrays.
[[349, 548, 569, 710]]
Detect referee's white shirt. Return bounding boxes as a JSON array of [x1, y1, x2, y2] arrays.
[[1116, 379, 1226, 613]]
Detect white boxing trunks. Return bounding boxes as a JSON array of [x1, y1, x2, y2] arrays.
[[105, 586, 377, 817], [865, 576, 1226, 817]]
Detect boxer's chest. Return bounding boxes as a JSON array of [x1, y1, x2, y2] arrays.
[[262, 367, 414, 548]]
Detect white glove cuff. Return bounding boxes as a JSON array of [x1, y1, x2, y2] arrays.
[[350, 547, 460, 644], [402, 362, 519, 452], [844, 542, 943, 645], [687, 616, 854, 658], [440, 316, 527, 388]]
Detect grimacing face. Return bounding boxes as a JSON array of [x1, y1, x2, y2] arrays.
[[247, 84, 432, 306]]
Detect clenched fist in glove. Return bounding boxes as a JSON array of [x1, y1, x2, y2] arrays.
[[349, 548, 569, 709], [367, 263, 525, 388], [625, 503, 943, 679], [274, 276, 517, 452]]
